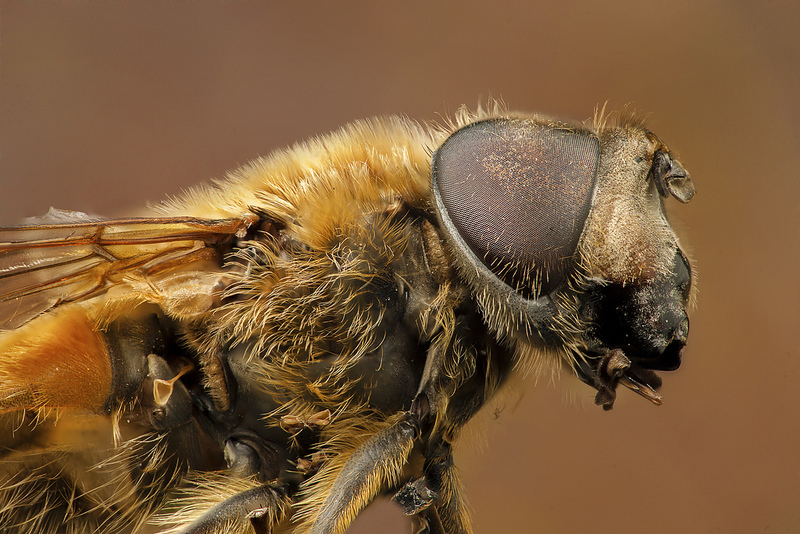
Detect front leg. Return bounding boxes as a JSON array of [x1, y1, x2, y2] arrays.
[[411, 507, 446, 534], [175, 481, 290, 534], [308, 414, 419, 534], [394, 308, 510, 534], [308, 308, 505, 534], [393, 439, 472, 534]]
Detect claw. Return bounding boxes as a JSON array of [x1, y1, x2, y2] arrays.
[[393, 477, 439, 516]]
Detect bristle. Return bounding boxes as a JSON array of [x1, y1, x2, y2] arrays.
[[148, 474, 279, 534], [591, 102, 649, 132], [293, 412, 413, 534], [592, 101, 610, 132], [0, 430, 181, 534], [0, 308, 111, 413]]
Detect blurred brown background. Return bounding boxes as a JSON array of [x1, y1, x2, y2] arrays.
[[2, 2, 799, 533]]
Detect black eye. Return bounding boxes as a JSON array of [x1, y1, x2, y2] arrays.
[[432, 118, 599, 297]]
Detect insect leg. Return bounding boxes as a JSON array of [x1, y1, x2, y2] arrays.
[[423, 440, 471, 534], [396, 311, 508, 534], [175, 481, 289, 534], [411, 507, 446, 534], [393, 439, 471, 534], [309, 414, 418, 534]]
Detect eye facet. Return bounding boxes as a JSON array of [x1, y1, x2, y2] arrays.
[[432, 118, 599, 297]]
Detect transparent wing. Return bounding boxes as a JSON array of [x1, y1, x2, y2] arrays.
[[0, 214, 257, 329]]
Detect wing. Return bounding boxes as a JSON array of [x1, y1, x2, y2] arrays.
[[0, 211, 259, 330]]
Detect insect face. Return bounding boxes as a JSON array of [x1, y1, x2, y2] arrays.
[[432, 115, 695, 408]]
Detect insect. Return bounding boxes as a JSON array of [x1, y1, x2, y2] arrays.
[[0, 104, 695, 533]]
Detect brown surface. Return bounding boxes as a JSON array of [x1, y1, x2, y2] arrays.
[[2, 2, 799, 533]]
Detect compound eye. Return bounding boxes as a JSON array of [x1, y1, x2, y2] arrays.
[[432, 118, 599, 297]]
